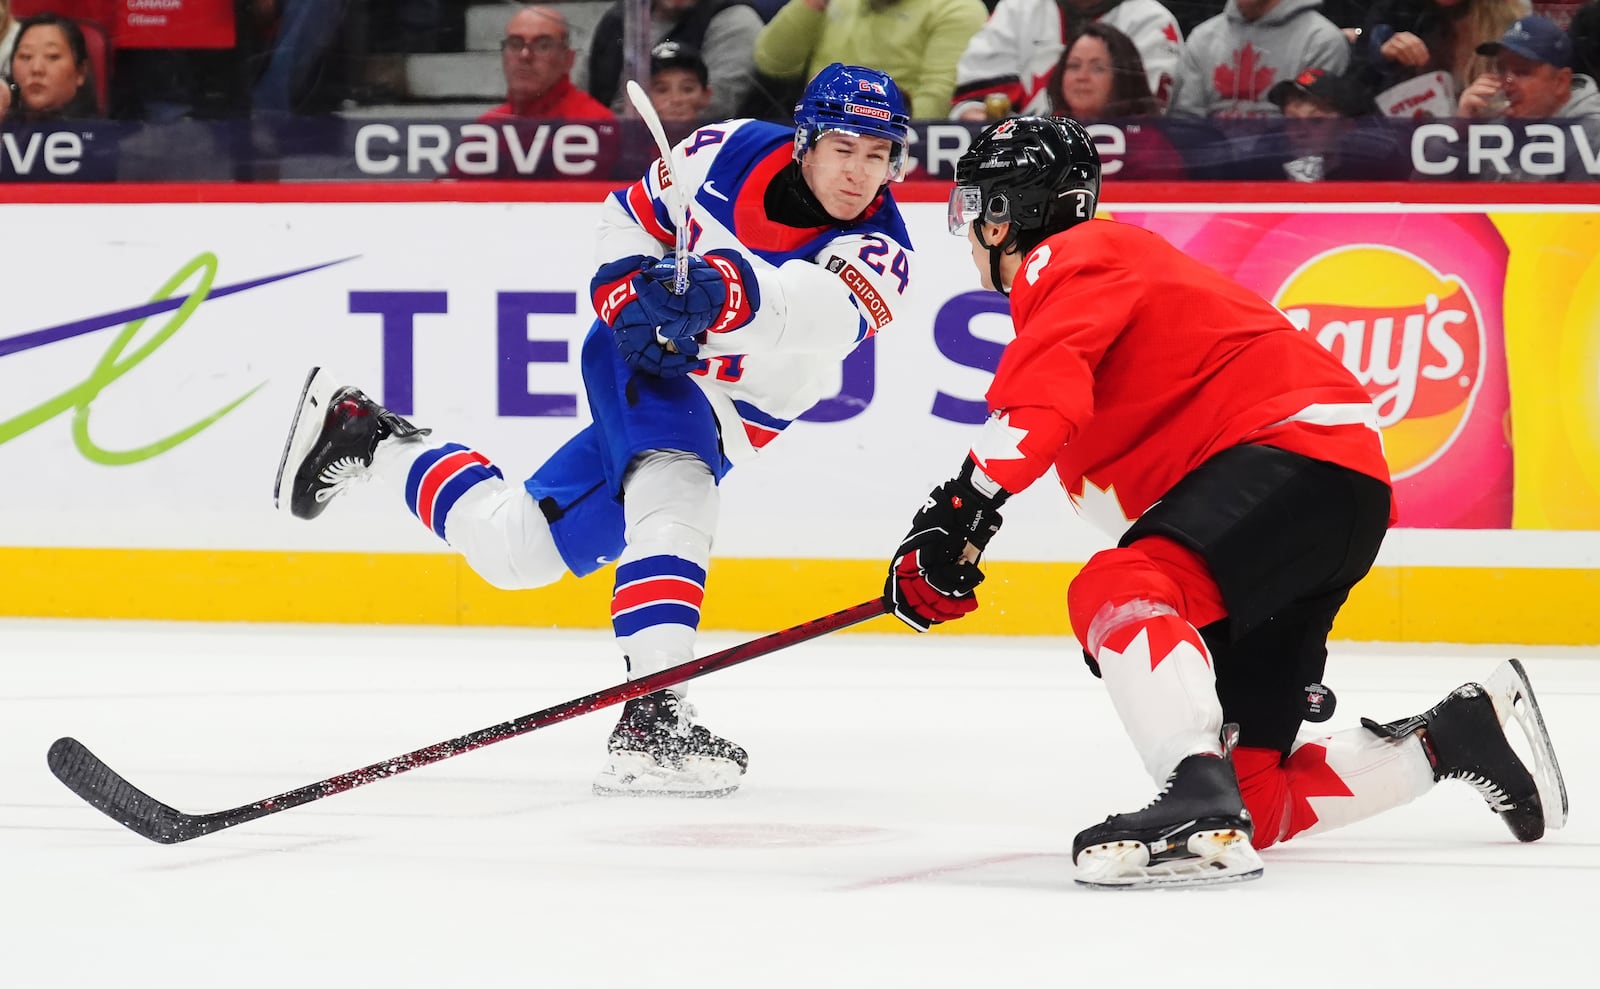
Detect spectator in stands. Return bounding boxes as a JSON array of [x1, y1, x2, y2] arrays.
[[0, 2, 18, 101], [1456, 13, 1600, 179], [951, 0, 1183, 119], [586, 0, 764, 120], [1271, 63, 1377, 115], [252, 0, 355, 114], [1046, 22, 1187, 177], [111, 1, 250, 121], [4, 12, 98, 122], [484, 5, 614, 121], [647, 40, 714, 121], [753, 0, 986, 117], [1265, 65, 1392, 179], [1047, 21, 1164, 117], [1168, 0, 1349, 117], [1571, 0, 1600, 78], [1349, 0, 1526, 103]]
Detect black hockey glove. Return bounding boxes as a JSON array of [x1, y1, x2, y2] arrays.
[[885, 459, 1008, 632]]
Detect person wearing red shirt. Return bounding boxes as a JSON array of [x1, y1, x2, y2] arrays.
[[482, 5, 614, 122], [885, 115, 1567, 890]]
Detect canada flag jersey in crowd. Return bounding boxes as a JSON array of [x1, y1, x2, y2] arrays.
[[972, 219, 1395, 534], [596, 119, 915, 463]]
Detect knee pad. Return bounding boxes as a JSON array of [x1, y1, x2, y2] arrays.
[[1069, 546, 1186, 652], [450, 483, 568, 590], [1068, 538, 1227, 652], [621, 450, 718, 557]]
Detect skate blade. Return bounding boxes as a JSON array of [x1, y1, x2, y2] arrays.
[[592, 752, 743, 799], [1074, 828, 1264, 890], [272, 366, 338, 515], [1485, 659, 1568, 831]]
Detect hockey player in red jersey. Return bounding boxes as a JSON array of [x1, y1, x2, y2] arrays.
[[886, 115, 1567, 889]]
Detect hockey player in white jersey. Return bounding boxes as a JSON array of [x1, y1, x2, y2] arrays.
[[273, 63, 915, 798]]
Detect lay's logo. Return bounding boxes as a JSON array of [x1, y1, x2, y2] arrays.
[[1275, 246, 1485, 479]]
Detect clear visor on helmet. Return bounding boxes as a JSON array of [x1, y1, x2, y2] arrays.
[[806, 124, 906, 182], [947, 185, 984, 235]]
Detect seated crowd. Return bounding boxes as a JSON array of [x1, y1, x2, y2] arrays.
[[2, 0, 1598, 180]]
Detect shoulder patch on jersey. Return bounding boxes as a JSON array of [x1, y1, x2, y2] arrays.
[[838, 262, 893, 331], [826, 257, 845, 273]]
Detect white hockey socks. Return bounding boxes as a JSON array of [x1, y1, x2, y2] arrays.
[[1087, 599, 1224, 784], [371, 437, 567, 590], [612, 451, 718, 694]]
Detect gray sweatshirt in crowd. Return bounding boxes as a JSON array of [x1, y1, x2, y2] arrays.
[[1532, 74, 1600, 181], [1169, 0, 1350, 118]]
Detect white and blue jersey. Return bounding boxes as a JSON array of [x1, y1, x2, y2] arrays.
[[395, 118, 917, 592], [598, 118, 915, 463], [356, 91, 917, 709]]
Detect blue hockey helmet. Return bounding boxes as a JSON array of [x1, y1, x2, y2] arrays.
[[793, 63, 911, 182]]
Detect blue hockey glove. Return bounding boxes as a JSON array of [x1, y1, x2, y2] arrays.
[[634, 250, 761, 352], [612, 308, 703, 376], [590, 254, 653, 326], [590, 254, 699, 378]]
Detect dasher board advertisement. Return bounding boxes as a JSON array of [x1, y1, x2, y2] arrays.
[[2, 185, 1597, 642]]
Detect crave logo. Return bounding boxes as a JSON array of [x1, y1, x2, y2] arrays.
[[0, 253, 349, 463], [1274, 246, 1486, 479]]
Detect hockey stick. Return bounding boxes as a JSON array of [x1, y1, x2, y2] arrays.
[[624, 78, 690, 295], [48, 598, 888, 844]]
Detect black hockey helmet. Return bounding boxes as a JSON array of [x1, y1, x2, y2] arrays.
[[948, 116, 1101, 292]]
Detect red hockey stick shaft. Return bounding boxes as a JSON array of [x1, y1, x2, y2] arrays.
[[48, 598, 889, 843]]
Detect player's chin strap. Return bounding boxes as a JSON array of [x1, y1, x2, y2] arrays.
[[973, 221, 1018, 297]]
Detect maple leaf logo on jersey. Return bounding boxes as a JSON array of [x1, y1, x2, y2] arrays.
[[1068, 477, 1134, 539], [1162, 22, 1179, 44], [1212, 43, 1275, 101], [972, 411, 1029, 465], [1281, 741, 1355, 832]]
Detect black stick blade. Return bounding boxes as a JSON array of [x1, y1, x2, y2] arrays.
[[45, 599, 889, 844], [47, 738, 207, 844]]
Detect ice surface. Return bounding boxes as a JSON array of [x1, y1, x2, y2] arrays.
[[3, 619, 1593, 987]]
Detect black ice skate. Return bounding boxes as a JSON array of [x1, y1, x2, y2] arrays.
[[593, 690, 749, 798], [1363, 658, 1567, 842], [1073, 739, 1264, 890], [272, 367, 428, 520]]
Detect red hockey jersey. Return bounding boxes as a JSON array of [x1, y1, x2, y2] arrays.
[[972, 219, 1393, 538]]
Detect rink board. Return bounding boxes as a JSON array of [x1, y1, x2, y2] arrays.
[[2, 182, 1598, 643]]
